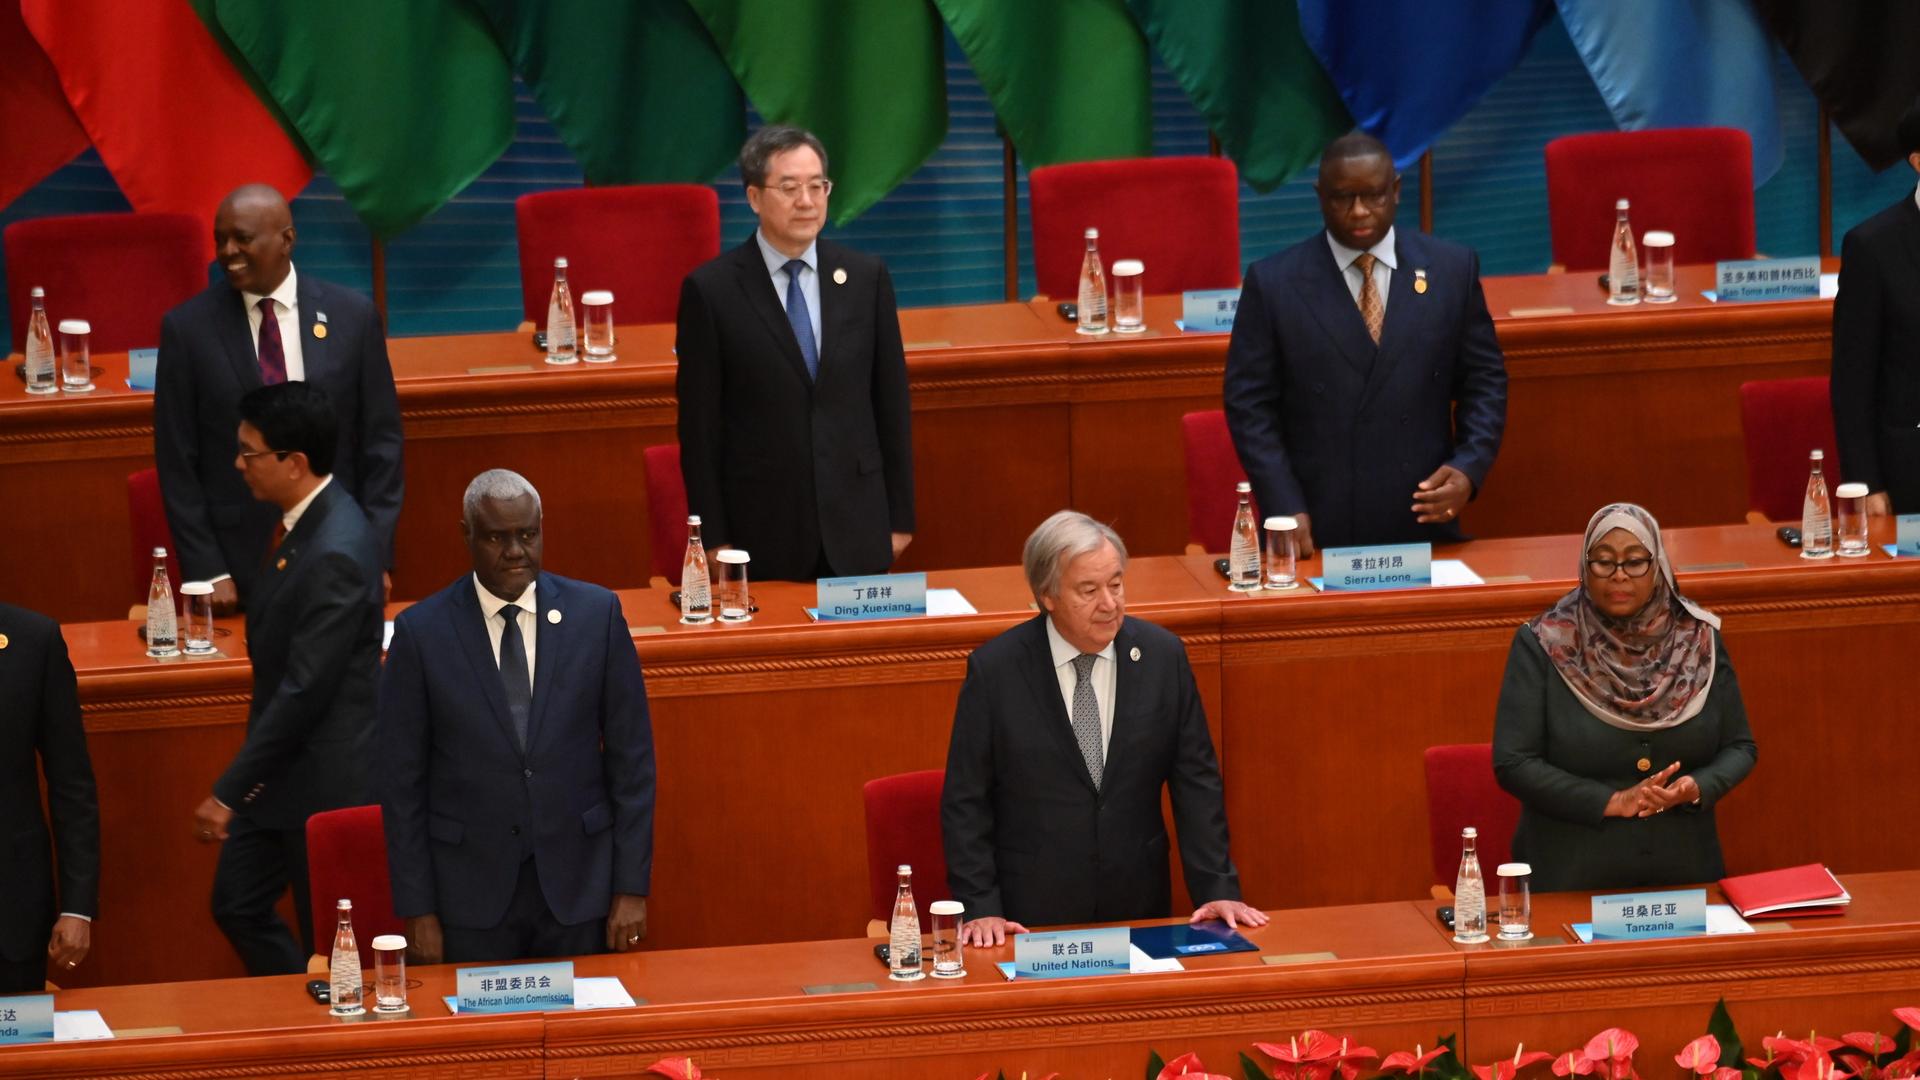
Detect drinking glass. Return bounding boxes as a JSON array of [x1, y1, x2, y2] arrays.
[[1111, 259, 1145, 333], [59, 319, 94, 392], [1496, 863, 1532, 940], [180, 581, 216, 655], [1263, 516, 1299, 590], [581, 290, 617, 362], [371, 935, 409, 1014], [928, 900, 965, 978], [715, 549, 751, 622], [1642, 231, 1676, 304], [1834, 482, 1870, 557]]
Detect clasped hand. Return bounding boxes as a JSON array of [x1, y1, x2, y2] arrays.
[[1605, 762, 1699, 818]]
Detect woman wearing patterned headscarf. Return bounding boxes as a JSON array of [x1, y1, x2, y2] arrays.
[[1492, 503, 1757, 892]]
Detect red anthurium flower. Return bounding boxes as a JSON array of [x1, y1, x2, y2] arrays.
[[1334, 1039, 1381, 1080], [643, 1058, 703, 1080], [1157, 1051, 1233, 1080], [1678, 1036, 1723, 1074], [1473, 1046, 1555, 1080], [1586, 1029, 1641, 1065], [1781, 1053, 1854, 1080], [1889, 1052, 1920, 1080], [1714, 1068, 1745, 1080], [1553, 1050, 1596, 1077], [1382, 1046, 1452, 1075], [1841, 1033, 1895, 1058], [1895, 1011, 1920, 1033]]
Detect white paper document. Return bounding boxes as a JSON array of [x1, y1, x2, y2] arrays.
[[55, 1011, 114, 1041], [927, 588, 977, 617], [1432, 560, 1485, 587], [1128, 943, 1185, 974]]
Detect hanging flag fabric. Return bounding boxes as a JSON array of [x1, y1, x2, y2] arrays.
[[1129, 0, 1349, 191], [687, 0, 947, 224], [472, 0, 744, 185], [0, 3, 88, 210], [1298, 0, 1554, 168], [213, 0, 516, 237], [1755, 0, 1920, 172], [934, 0, 1151, 168]]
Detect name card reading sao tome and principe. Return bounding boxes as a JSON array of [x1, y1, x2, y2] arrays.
[[1897, 514, 1920, 557], [1320, 544, 1432, 591], [1180, 289, 1241, 332], [1011, 927, 1130, 980], [0, 994, 55, 1045], [1591, 889, 1706, 941], [815, 572, 927, 621], [1714, 257, 1819, 302], [455, 961, 574, 1014]]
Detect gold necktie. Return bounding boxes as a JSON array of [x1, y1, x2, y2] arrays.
[[1355, 252, 1383, 345]]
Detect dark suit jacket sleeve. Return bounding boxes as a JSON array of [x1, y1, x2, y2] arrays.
[[376, 613, 436, 918], [1686, 634, 1757, 810], [1443, 250, 1507, 494], [1223, 260, 1308, 516], [871, 263, 915, 534], [1832, 226, 1886, 491], [352, 307, 405, 567], [38, 624, 100, 919], [601, 595, 656, 896], [215, 550, 375, 807], [940, 653, 1004, 919], [675, 273, 732, 546], [1492, 629, 1614, 826], [153, 311, 228, 582], [1166, 644, 1241, 906]]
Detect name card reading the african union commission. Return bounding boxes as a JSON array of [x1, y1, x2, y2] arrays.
[[1715, 257, 1819, 302], [1012, 927, 1130, 980], [1898, 515, 1920, 557], [455, 962, 574, 1014], [1181, 288, 1241, 332], [1320, 544, 1432, 591], [1591, 889, 1706, 941], [0, 994, 54, 1044], [815, 572, 927, 621]]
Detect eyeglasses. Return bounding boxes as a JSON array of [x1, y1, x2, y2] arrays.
[[237, 447, 289, 464], [1320, 186, 1395, 211], [1586, 557, 1654, 579], [760, 179, 832, 201]]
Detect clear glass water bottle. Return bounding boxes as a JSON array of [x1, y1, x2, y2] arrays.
[[679, 515, 712, 624], [1076, 228, 1108, 335], [329, 898, 365, 1015], [1801, 449, 1833, 559], [23, 287, 57, 395], [146, 548, 179, 658], [888, 864, 924, 981], [1607, 199, 1641, 306], [545, 256, 578, 365], [1453, 827, 1489, 943], [1229, 482, 1261, 592]]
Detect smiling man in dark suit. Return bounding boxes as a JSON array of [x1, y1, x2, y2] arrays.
[[1225, 132, 1507, 555], [940, 511, 1267, 947], [675, 125, 915, 582], [378, 469, 654, 965], [154, 183, 402, 614]]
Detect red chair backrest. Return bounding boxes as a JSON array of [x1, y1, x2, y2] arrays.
[[1544, 128, 1755, 272], [1182, 410, 1251, 553], [128, 468, 181, 604], [1739, 377, 1840, 522], [5, 212, 209, 354], [306, 804, 404, 970], [515, 185, 720, 326], [1028, 156, 1241, 299], [642, 443, 687, 584], [862, 770, 950, 926], [1422, 744, 1521, 887]]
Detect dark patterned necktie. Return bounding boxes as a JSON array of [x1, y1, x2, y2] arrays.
[[498, 607, 532, 750], [256, 297, 287, 383], [1071, 653, 1103, 789]]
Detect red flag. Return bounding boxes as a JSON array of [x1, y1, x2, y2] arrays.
[[21, 0, 310, 234], [0, 3, 88, 209]]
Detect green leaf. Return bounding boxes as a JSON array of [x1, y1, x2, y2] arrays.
[[1434, 1034, 1470, 1080], [1147, 1050, 1166, 1080], [1708, 998, 1746, 1068], [1242, 1050, 1274, 1080]]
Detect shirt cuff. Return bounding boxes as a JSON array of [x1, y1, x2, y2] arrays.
[[209, 573, 232, 585], [58, 913, 92, 923]]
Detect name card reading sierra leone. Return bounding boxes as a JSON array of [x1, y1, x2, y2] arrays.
[[1012, 927, 1130, 979], [1591, 889, 1706, 941], [455, 961, 574, 1014], [1181, 288, 1241, 332], [1898, 515, 1920, 557], [1320, 544, 1432, 591], [815, 572, 927, 621], [0, 994, 55, 1045], [1714, 257, 1819, 302]]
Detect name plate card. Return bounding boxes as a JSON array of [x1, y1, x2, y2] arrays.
[[1714, 257, 1819, 302], [1898, 515, 1920, 557], [1181, 289, 1241, 332], [1591, 889, 1706, 941], [455, 961, 574, 1014], [1012, 927, 1130, 980], [0, 994, 55, 1045], [1321, 543, 1432, 591], [816, 572, 927, 621]]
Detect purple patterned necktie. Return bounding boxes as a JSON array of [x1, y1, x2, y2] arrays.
[[256, 297, 287, 384]]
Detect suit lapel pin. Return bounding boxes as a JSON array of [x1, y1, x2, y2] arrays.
[[1129, 646, 1141, 661], [275, 557, 288, 570], [314, 310, 328, 339], [0, 633, 9, 649], [1414, 268, 1429, 294], [547, 609, 562, 624], [832, 267, 847, 285]]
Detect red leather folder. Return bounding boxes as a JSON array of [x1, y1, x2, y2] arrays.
[[1719, 863, 1850, 918]]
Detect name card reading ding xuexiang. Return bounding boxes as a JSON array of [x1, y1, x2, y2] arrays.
[[815, 572, 927, 621]]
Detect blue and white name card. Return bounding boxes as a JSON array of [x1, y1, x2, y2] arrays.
[[1011, 927, 1130, 980], [1590, 889, 1706, 941], [455, 961, 574, 1014], [1714, 257, 1820, 302], [1320, 544, 1432, 591], [0, 994, 55, 1045], [1180, 289, 1241, 333], [815, 572, 927, 621], [1897, 515, 1920, 557]]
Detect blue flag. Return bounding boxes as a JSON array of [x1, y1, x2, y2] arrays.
[[1297, 0, 1553, 168], [1557, 0, 1783, 184]]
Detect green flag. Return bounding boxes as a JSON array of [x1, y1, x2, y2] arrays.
[[1129, 0, 1349, 191], [212, 0, 516, 237], [471, 0, 743, 186], [686, 0, 947, 224], [934, 0, 1151, 167]]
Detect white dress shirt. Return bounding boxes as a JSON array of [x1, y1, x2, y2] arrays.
[[280, 473, 331, 535], [1045, 616, 1116, 760], [473, 574, 537, 686], [241, 263, 306, 381], [1326, 226, 1398, 321], [754, 230, 823, 354]]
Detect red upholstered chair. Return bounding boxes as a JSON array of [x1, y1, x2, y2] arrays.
[[1028, 156, 1241, 299], [514, 185, 721, 327], [1739, 377, 1840, 523], [1544, 128, 1755, 272], [128, 468, 181, 606], [1422, 744, 1521, 893], [1181, 410, 1251, 554], [4, 212, 208, 353], [642, 443, 687, 584], [306, 805, 403, 973], [862, 770, 950, 933]]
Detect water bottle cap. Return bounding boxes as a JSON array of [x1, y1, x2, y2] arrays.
[[371, 934, 407, 951], [1497, 863, 1532, 877], [30, 286, 44, 298], [1235, 481, 1251, 493], [58, 319, 91, 334], [152, 546, 168, 558], [1264, 516, 1298, 531], [1810, 449, 1824, 460], [1084, 227, 1099, 239], [1461, 826, 1478, 838], [336, 898, 353, 910], [929, 900, 964, 916], [1836, 483, 1869, 498], [1112, 259, 1144, 276], [581, 290, 614, 306], [896, 864, 912, 875], [715, 549, 750, 564], [553, 256, 569, 268], [687, 514, 702, 525], [180, 581, 214, 596], [1615, 198, 1629, 210]]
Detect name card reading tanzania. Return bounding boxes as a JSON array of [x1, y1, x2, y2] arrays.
[[0, 994, 55, 1045], [1181, 289, 1241, 333], [455, 961, 574, 1014], [1320, 543, 1432, 591], [1012, 927, 1130, 980], [1714, 257, 1819, 302], [815, 572, 927, 621], [1590, 889, 1706, 941]]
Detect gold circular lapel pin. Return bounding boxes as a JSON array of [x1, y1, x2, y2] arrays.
[[0, 633, 10, 649], [313, 323, 327, 339], [1414, 268, 1429, 294], [833, 268, 847, 285], [276, 557, 288, 570], [548, 609, 562, 624]]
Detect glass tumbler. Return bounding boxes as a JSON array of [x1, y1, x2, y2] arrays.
[[1496, 863, 1532, 940], [1263, 516, 1299, 590], [928, 899, 965, 978], [59, 319, 94, 392], [715, 549, 751, 622], [1642, 231, 1676, 303], [180, 581, 217, 655], [1111, 259, 1146, 333], [1834, 482, 1870, 557], [581, 290, 617, 362], [371, 935, 409, 1013]]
